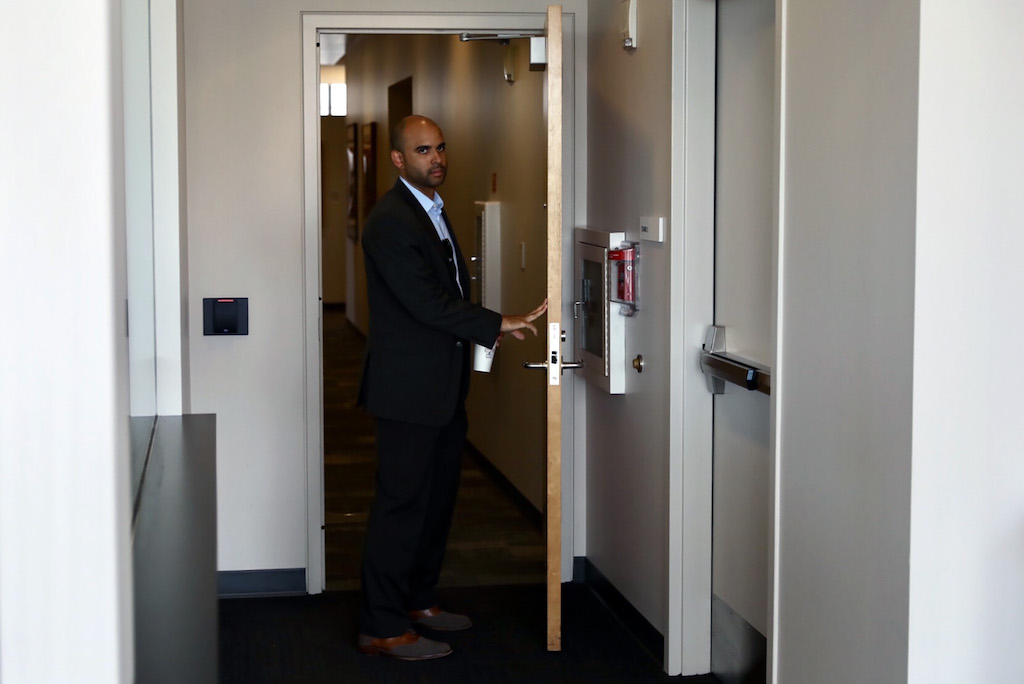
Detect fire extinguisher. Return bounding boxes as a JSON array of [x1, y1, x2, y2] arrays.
[[607, 246, 635, 304]]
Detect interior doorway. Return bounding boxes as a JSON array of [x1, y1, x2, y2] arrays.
[[301, 10, 581, 598], [319, 305, 546, 591], [305, 17, 574, 617]]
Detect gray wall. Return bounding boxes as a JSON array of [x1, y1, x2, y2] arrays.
[[713, 0, 776, 639], [775, 2, 1024, 680], [775, 1, 918, 680], [585, 0, 674, 632]]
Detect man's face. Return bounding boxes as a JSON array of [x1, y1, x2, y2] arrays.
[[392, 120, 447, 197]]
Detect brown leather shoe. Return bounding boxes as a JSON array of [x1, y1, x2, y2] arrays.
[[357, 630, 452, 660], [409, 606, 473, 631]]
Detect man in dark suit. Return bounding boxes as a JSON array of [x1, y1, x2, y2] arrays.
[[356, 115, 547, 661]]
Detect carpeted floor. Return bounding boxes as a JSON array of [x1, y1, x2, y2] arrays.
[[219, 583, 718, 683], [322, 305, 547, 592], [239, 307, 719, 682]]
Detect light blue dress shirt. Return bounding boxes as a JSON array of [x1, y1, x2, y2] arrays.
[[399, 177, 462, 295]]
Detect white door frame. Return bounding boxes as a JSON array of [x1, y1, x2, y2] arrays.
[[668, 0, 786, 678], [299, 3, 587, 597], [667, 0, 717, 676]]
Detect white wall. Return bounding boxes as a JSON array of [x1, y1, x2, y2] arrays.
[[183, 0, 309, 571], [586, 0, 674, 632], [775, 1, 920, 680], [0, 0, 133, 680], [909, 2, 1024, 681], [182, 0, 585, 572]]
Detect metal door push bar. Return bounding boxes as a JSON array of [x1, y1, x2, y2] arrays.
[[700, 325, 771, 395]]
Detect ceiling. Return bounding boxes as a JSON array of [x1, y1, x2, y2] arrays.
[[319, 33, 347, 66]]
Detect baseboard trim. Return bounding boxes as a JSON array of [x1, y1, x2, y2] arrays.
[[711, 593, 767, 684], [573, 556, 587, 580], [464, 442, 543, 529], [218, 568, 306, 598], [574, 557, 664, 667]]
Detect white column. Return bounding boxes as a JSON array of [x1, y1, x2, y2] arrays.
[[909, 2, 1024, 681], [774, 1, 919, 681], [0, 0, 133, 681], [152, 0, 188, 414]]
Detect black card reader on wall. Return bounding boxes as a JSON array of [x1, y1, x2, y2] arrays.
[[203, 298, 248, 335]]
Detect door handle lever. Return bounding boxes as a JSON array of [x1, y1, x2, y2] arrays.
[[524, 324, 581, 385], [523, 360, 584, 373]]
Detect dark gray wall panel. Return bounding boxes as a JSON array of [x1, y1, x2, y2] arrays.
[[133, 415, 217, 684]]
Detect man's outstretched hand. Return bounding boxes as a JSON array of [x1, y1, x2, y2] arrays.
[[499, 299, 548, 341]]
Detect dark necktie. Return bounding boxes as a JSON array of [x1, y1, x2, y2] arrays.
[[441, 238, 463, 296]]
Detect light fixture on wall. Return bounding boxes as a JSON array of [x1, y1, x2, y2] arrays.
[[621, 0, 638, 50], [503, 41, 516, 84]]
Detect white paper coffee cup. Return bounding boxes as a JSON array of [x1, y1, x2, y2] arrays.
[[472, 342, 496, 373]]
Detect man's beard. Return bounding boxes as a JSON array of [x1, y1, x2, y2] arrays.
[[411, 164, 446, 188]]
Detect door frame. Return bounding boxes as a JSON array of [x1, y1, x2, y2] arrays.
[[667, 0, 717, 676], [668, 0, 786, 678], [299, 4, 587, 596]]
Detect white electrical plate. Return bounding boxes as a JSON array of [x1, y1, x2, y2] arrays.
[[628, 215, 665, 243], [548, 323, 560, 386]]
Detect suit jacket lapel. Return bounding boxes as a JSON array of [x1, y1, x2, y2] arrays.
[[393, 180, 466, 299], [394, 180, 439, 241], [441, 208, 470, 300]]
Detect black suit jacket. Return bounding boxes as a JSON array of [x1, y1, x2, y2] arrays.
[[358, 179, 502, 427]]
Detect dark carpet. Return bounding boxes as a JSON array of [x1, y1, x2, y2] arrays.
[[219, 583, 716, 683]]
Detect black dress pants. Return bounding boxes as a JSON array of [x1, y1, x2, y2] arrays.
[[358, 407, 467, 638]]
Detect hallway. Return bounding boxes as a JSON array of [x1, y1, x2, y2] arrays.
[[217, 305, 718, 681], [321, 304, 547, 591]]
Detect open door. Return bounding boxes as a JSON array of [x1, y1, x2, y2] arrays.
[[543, 4, 565, 652], [524, 4, 566, 652]]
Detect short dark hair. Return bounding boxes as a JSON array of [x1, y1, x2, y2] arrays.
[[390, 118, 409, 152]]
